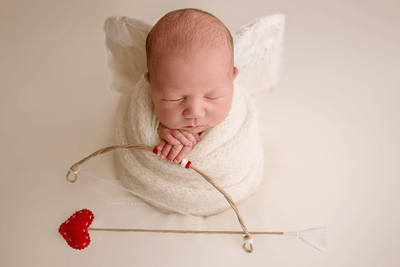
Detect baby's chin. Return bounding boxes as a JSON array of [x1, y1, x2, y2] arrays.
[[180, 125, 210, 134]]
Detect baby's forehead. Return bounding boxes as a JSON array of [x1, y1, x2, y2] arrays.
[[152, 52, 232, 95], [154, 49, 232, 82]]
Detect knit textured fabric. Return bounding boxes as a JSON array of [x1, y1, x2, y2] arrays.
[[114, 76, 264, 216]]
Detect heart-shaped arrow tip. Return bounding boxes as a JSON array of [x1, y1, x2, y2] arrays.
[[59, 209, 94, 250]]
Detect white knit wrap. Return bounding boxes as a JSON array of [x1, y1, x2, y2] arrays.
[[114, 76, 264, 216]]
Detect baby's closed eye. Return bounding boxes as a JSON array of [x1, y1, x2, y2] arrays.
[[163, 98, 184, 102], [206, 95, 224, 100], [162, 95, 224, 102]]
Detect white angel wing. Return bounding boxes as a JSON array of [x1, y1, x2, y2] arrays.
[[233, 14, 286, 96], [103, 16, 152, 94]]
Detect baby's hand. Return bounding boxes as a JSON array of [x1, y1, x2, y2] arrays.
[[156, 124, 201, 164], [157, 123, 201, 147]]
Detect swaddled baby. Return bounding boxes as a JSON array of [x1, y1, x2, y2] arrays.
[[115, 8, 264, 216], [145, 8, 239, 162]]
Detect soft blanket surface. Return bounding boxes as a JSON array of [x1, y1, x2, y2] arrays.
[[114, 76, 264, 216]]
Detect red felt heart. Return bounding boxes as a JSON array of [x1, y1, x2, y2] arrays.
[[59, 209, 94, 250]]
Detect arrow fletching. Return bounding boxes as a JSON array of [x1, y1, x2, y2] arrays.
[[284, 226, 326, 252]]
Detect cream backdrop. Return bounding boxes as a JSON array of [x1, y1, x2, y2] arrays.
[[1, 0, 399, 266]]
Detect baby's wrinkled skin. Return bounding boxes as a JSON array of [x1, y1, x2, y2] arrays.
[[145, 50, 239, 164]]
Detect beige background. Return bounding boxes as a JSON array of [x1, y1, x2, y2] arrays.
[[1, 0, 399, 266]]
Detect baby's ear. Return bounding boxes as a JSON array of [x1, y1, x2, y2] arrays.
[[144, 72, 151, 84], [232, 66, 239, 80]]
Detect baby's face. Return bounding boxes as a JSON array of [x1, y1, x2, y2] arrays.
[[146, 51, 238, 134]]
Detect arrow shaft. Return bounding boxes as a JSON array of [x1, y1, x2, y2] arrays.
[[88, 228, 283, 235]]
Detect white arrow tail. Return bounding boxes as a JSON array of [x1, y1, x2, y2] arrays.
[[284, 226, 326, 252]]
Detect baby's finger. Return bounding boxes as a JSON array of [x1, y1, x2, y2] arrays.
[[173, 146, 192, 164], [193, 133, 201, 142], [182, 131, 198, 145], [166, 144, 183, 163], [157, 140, 167, 151], [160, 131, 181, 146], [160, 143, 172, 160], [170, 130, 194, 147]]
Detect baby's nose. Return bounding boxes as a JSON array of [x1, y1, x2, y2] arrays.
[[183, 103, 205, 119]]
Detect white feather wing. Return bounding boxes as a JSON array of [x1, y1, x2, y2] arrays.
[[103, 16, 152, 94], [234, 14, 286, 96]]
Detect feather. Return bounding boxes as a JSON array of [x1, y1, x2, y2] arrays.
[[284, 226, 327, 252], [103, 16, 152, 94], [233, 14, 286, 96], [103, 14, 286, 96]]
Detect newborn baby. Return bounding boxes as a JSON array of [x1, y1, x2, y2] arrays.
[[144, 8, 239, 165], [114, 8, 264, 216]]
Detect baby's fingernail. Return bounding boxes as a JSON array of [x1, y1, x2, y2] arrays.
[[174, 159, 179, 164], [160, 155, 165, 159]]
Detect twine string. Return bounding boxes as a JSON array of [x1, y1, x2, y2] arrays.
[[87, 228, 283, 235], [87, 227, 284, 254], [67, 144, 153, 182], [189, 165, 254, 252], [66, 144, 256, 253], [77, 169, 232, 233]]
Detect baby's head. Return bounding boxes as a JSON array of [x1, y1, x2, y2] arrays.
[[145, 8, 239, 134]]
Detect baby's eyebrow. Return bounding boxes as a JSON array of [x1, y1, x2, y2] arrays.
[[206, 87, 224, 94]]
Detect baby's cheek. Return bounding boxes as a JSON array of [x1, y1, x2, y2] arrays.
[[159, 108, 174, 119], [215, 100, 231, 123], [156, 106, 180, 126]]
